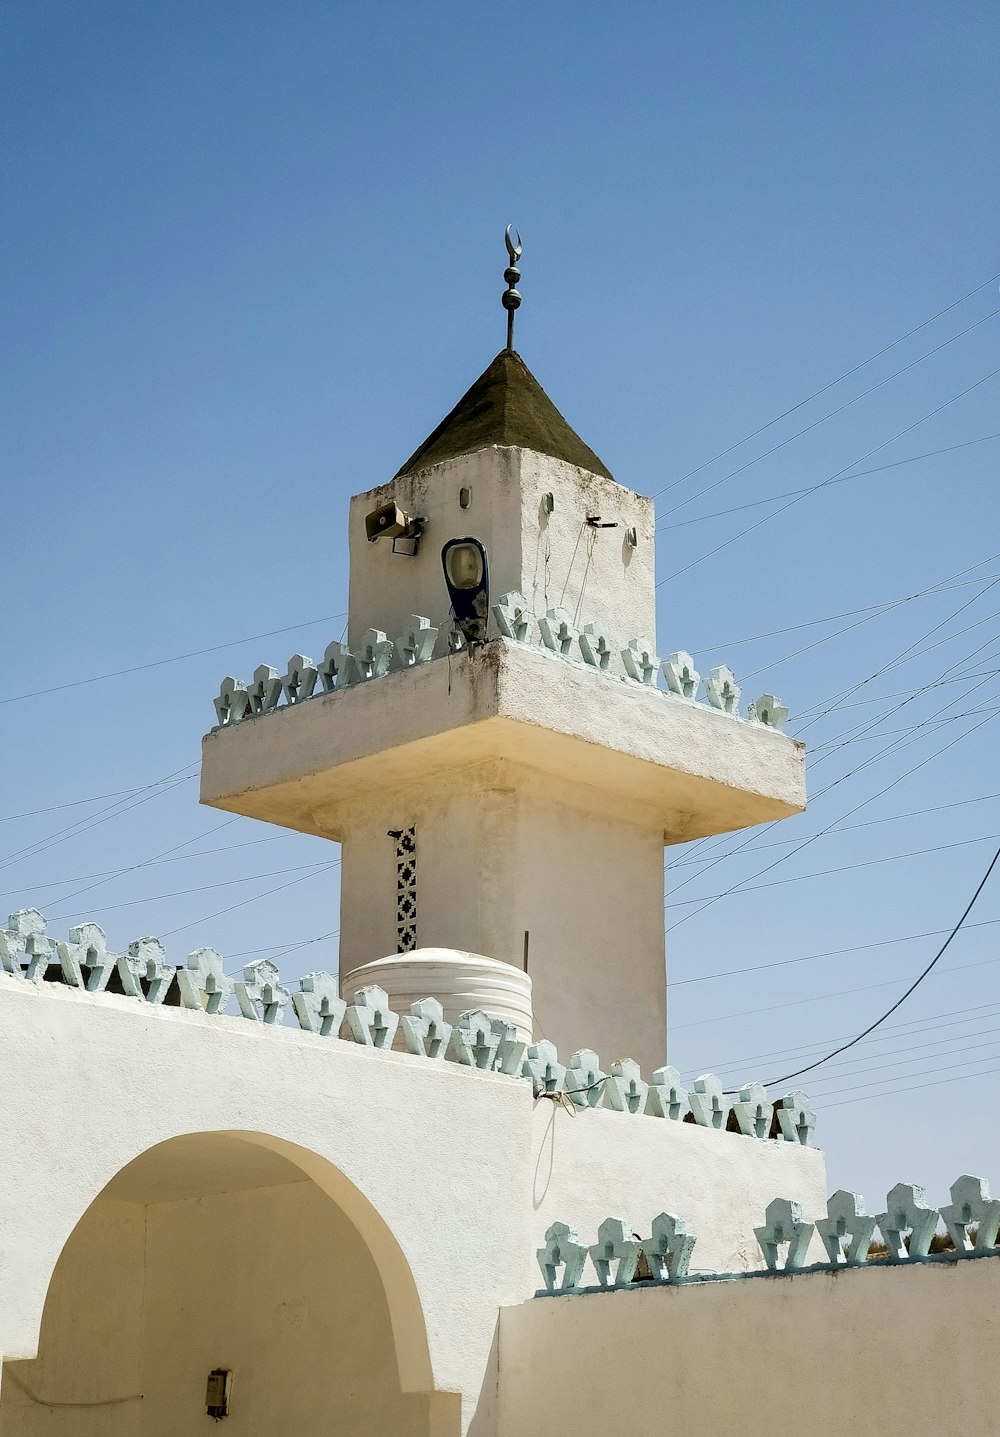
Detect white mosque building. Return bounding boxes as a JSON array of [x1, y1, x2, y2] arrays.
[[0, 244, 995, 1436]]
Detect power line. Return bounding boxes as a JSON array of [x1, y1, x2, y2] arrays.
[[647, 268, 1000, 502], [224, 926, 342, 978], [667, 694, 1000, 925], [693, 552, 1000, 652], [0, 832, 299, 901], [823, 1059, 1000, 1110], [800, 1032, 1000, 1092], [0, 767, 199, 875], [655, 308, 1000, 524], [0, 612, 347, 707], [816, 1049, 1000, 1105], [673, 561, 1000, 878], [0, 782, 176, 825], [808, 702, 1000, 752], [740, 589, 1000, 688], [667, 623, 1000, 905], [707, 1012, 1000, 1088], [669, 794, 1000, 873], [666, 831, 1000, 908], [659, 433, 1000, 530], [670, 949, 1000, 1033], [688, 996, 1000, 1079], [735, 843, 1000, 1091], [159, 862, 341, 941], [790, 590, 1000, 732], [40, 817, 243, 912], [47, 861, 339, 924], [657, 365, 1000, 585]]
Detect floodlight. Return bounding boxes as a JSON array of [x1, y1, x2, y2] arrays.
[[442, 537, 490, 647]]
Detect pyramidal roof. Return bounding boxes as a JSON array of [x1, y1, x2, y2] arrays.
[[394, 349, 613, 480]]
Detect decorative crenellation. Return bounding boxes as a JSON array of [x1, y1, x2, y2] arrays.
[[210, 595, 789, 733], [536, 1174, 1000, 1295], [0, 909, 812, 1141]]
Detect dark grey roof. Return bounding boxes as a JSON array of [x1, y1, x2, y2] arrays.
[[394, 349, 613, 480]]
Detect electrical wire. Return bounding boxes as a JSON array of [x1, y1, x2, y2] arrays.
[[673, 560, 1000, 877], [159, 862, 341, 940], [689, 996, 1000, 1080], [44, 817, 243, 911], [725, 843, 1000, 1091], [0, 767, 199, 875], [714, 1015, 1000, 1090], [660, 433, 1000, 530], [823, 1060, 1000, 1110], [0, 782, 177, 824], [672, 948, 1000, 1034], [647, 268, 1000, 502], [0, 832, 298, 900], [667, 696, 1000, 924], [667, 621, 1000, 902], [655, 308, 1000, 524], [694, 552, 1000, 652], [791, 1030, 1000, 1091], [0, 612, 347, 707], [670, 793, 1000, 873], [814, 1049, 1000, 1104], [657, 365, 1000, 586], [46, 861, 338, 924], [667, 830, 1000, 908]]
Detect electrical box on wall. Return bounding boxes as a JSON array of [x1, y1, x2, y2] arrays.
[[206, 1368, 232, 1419]]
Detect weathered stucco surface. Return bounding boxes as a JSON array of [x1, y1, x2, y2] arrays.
[[498, 1257, 1000, 1437], [201, 640, 805, 842], [348, 446, 656, 653]]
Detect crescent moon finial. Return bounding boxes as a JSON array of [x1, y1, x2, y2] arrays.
[[501, 225, 523, 350], [504, 224, 523, 263]]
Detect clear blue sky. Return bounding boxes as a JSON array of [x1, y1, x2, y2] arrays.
[[2, 1, 998, 1207]]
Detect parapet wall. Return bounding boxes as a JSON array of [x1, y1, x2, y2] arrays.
[[499, 1254, 1000, 1437]]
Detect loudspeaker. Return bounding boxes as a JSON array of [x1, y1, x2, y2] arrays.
[[365, 501, 423, 543]]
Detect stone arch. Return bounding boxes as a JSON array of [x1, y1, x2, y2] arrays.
[[2, 1130, 448, 1434]]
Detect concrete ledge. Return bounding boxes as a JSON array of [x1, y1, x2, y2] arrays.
[[200, 640, 806, 842]]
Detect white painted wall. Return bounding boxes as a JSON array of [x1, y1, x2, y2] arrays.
[[528, 1100, 828, 1284], [0, 978, 829, 1435], [347, 447, 656, 656], [498, 1256, 1000, 1437]]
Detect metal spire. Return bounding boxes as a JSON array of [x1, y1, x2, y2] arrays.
[[502, 224, 522, 351]]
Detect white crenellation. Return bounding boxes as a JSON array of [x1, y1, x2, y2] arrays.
[[0, 909, 815, 1140], [535, 1176, 1000, 1294], [209, 595, 789, 731], [588, 1218, 641, 1288], [940, 1174, 1000, 1252], [755, 1197, 815, 1271], [815, 1190, 877, 1266]]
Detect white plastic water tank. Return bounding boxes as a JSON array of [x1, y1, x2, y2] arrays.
[[341, 947, 533, 1042]]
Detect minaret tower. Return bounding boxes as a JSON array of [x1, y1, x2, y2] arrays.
[[201, 233, 805, 1073]]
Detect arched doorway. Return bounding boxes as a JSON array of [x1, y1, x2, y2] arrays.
[[1, 1133, 446, 1435]]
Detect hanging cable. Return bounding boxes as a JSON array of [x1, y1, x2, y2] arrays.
[[731, 843, 1000, 1092]]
